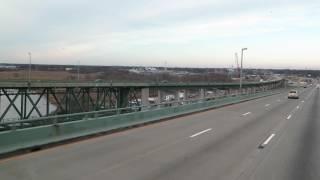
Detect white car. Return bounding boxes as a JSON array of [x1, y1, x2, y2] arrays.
[[288, 90, 299, 99]]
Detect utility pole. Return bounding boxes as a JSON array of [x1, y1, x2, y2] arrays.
[[235, 53, 240, 78], [28, 52, 32, 82], [240, 48, 248, 94], [77, 60, 80, 81]]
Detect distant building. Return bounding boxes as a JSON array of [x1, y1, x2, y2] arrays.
[[0, 65, 17, 70], [145, 67, 157, 71], [129, 67, 161, 74], [129, 68, 141, 74], [65, 67, 74, 71]]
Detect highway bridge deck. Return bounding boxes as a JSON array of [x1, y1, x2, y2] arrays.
[[0, 86, 317, 180]]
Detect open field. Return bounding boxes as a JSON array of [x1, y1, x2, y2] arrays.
[[0, 70, 101, 81], [0, 69, 232, 83]]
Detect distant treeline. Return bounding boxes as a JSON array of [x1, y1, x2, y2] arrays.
[[1, 63, 319, 77]]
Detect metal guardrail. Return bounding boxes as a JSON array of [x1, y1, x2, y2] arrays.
[[0, 88, 280, 132]]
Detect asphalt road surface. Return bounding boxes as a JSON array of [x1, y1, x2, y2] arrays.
[[0, 86, 319, 180]]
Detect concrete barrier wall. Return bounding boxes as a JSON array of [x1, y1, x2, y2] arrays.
[[0, 91, 279, 155]]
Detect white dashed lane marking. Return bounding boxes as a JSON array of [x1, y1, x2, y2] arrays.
[[259, 134, 276, 148], [242, 112, 252, 116], [190, 128, 212, 138]]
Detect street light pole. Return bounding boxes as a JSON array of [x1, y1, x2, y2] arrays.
[[240, 48, 248, 94], [28, 52, 32, 82]]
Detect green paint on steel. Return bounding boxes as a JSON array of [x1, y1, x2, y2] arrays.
[[0, 90, 279, 155]]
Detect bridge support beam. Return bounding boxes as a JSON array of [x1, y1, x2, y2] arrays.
[[117, 88, 129, 108], [156, 89, 164, 108], [141, 88, 150, 107], [174, 90, 180, 106], [157, 89, 162, 104], [200, 88, 205, 100]]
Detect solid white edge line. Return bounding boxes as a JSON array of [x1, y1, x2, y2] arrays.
[[259, 133, 275, 148], [287, 114, 292, 120], [190, 128, 212, 138], [242, 112, 251, 116]]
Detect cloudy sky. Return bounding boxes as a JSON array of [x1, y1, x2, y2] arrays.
[[1, 0, 319, 69]]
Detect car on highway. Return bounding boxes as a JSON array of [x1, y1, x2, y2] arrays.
[[288, 90, 299, 99]]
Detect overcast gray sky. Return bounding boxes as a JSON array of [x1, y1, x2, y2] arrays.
[[1, 0, 319, 69]]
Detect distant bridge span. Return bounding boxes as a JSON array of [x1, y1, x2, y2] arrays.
[[0, 80, 285, 122]]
